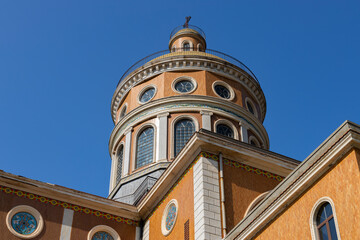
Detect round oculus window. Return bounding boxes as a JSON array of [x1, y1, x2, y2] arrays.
[[214, 84, 231, 99], [139, 87, 155, 103], [161, 199, 178, 236], [11, 212, 37, 235], [175, 80, 194, 93], [92, 231, 114, 240]]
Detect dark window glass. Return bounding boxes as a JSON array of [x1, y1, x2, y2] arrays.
[[316, 202, 338, 240], [92, 231, 114, 240], [140, 88, 155, 103], [136, 127, 154, 168], [175, 80, 194, 93], [247, 101, 255, 115], [183, 43, 190, 51], [174, 119, 195, 156], [120, 106, 127, 118], [116, 146, 123, 185], [250, 139, 258, 146], [216, 124, 234, 138], [214, 85, 231, 99]]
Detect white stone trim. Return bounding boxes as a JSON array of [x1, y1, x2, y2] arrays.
[[212, 80, 235, 101], [161, 199, 179, 236], [248, 135, 261, 148], [182, 39, 194, 50], [193, 157, 222, 240], [245, 97, 258, 118], [214, 119, 239, 140], [143, 220, 150, 240], [123, 128, 132, 176], [6, 205, 44, 239], [111, 57, 266, 123], [156, 113, 169, 162], [170, 115, 200, 158], [197, 43, 203, 51], [137, 84, 157, 104], [171, 76, 198, 94], [239, 121, 249, 143], [117, 103, 128, 123], [132, 121, 157, 170], [243, 191, 269, 217], [87, 225, 120, 240], [309, 197, 341, 240], [200, 111, 213, 131], [60, 208, 74, 240]]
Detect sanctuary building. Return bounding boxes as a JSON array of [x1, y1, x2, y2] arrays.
[[1, 23, 359, 240]]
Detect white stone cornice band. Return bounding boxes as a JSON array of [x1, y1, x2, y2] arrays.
[[111, 55, 266, 123]]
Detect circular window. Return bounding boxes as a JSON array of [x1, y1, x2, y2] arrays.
[[161, 199, 178, 236], [139, 86, 156, 104], [172, 77, 197, 94], [88, 225, 120, 240], [6, 205, 44, 239], [175, 80, 194, 93], [212, 81, 235, 100], [119, 104, 127, 119], [92, 231, 114, 240], [216, 124, 234, 138]]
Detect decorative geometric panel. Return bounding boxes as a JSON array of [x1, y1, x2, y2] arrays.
[[175, 80, 194, 93], [92, 231, 114, 240], [140, 88, 155, 103], [216, 124, 234, 138], [166, 204, 177, 231], [214, 85, 230, 99], [116, 146, 123, 185], [11, 212, 37, 235], [136, 127, 154, 168], [174, 119, 195, 156]]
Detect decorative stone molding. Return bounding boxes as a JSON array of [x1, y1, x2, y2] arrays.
[[161, 199, 179, 236], [111, 55, 266, 123], [6, 205, 44, 239]]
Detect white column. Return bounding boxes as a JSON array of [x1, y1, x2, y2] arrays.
[[143, 220, 150, 240], [193, 157, 222, 240], [123, 127, 133, 176], [156, 112, 169, 162], [239, 121, 249, 143], [200, 111, 213, 131], [59, 209, 74, 240]]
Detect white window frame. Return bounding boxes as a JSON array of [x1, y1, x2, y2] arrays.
[[6, 205, 44, 239], [170, 115, 199, 159], [214, 119, 239, 140], [161, 199, 179, 236], [309, 197, 341, 240], [137, 85, 157, 104], [132, 122, 157, 170], [181, 40, 193, 51], [87, 225, 121, 240], [248, 135, 261, 148], [212, 80, 235, 101], [245, 97, 258, 118], [171, 76, 198, 94]]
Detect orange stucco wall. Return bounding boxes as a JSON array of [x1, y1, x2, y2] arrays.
[[223, 162, 280, 232], [255, 149, 360, 239], [148, 167, 194, 240]]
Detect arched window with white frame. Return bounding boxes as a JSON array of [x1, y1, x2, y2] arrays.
[[310, 197, 341, 240], [135, 126, 155, 169], [115, 145, 124, 185], [174, 118, 195, 156]]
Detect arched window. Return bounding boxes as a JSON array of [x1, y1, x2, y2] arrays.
[[216, 124, 234, 138], [115, 145, 123, 185], [315, 202, 338, 240], [174, 119, 195, 156], [183, 43, 190, 51], [136, 127, 154, 169]]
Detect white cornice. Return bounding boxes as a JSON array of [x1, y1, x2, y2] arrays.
[[224, 120, 360, 240], [111, 54, 266, 123], [108, 95, 269, 154], [0, 171, 139, 221]]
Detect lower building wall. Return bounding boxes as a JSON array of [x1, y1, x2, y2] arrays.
[[223, 158, 281, 232], [0, 186, 137, 240], [147, 167, 195, 240], [255, 149, 360, 239]]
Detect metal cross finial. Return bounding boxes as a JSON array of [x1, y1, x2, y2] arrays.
[[183, 16, 191, 28]]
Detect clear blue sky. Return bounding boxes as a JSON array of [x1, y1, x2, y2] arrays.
[[1, 1, 359, 197]]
